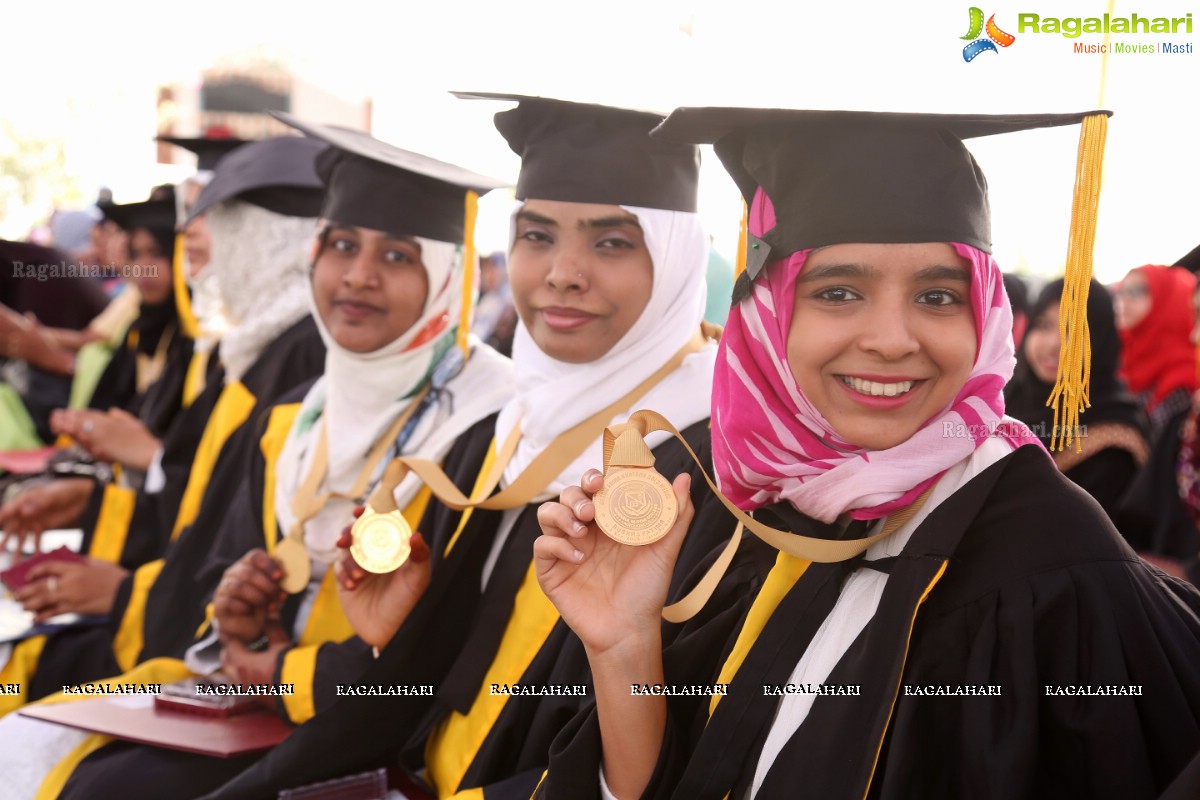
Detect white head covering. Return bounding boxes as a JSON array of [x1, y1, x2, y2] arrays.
[[495, 203, 716, 499], [206, 200, 319, 383], [274, 233, 515, 567]]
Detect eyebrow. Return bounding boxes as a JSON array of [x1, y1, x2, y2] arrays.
[[796, 262, 971, 283], [516, 209, 642, 231]]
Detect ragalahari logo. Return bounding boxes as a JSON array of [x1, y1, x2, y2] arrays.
[[961, 7, 1016, 61]]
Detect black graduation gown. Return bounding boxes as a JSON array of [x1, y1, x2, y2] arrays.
[[1115, 407, 1200, 581], [55, 413, 497, 800], [200, 420, 745, 800], [86, 304, 194, 439], [538, 444, 1200, 800], [23, 317, 325, 703]]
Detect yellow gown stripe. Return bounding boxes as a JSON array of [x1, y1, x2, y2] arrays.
[[182, 349, 211, 409], [426, 560, 560, 797], [111, 559, 167, 672], [87, 484, 137, 564], [171, 380, 256, 541], [709, 551, 810, 718], [280, 645, 321, 725], [259, 403, 304, 554], [443, 439, 497, 558], [0, 635, 47, 717], [35, 734, 113, 800]]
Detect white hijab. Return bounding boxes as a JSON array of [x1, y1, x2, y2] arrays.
[[206, 200, 319, 383], [496, 203, 717, 499], [275, 233, 515, 567]]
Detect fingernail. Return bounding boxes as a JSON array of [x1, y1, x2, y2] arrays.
[[573, 522, 586, 534], [573, 550, 584, 562]]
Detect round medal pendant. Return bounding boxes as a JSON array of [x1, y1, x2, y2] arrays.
[[275, 537, 311, 594], [350, 508, 413, 574], [593, 467, 678, 546]]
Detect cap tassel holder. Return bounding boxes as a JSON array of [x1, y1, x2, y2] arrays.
[[458, 190, 480, 359], [1048, 113, 1107, 452], [734, 198, 748, 279]]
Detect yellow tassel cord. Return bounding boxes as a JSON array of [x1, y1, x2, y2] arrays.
[[172, 233, 200, 340], [1047, 113, 1108, 452], [458, 190, 480, 359], [734, 199, 748, 279]]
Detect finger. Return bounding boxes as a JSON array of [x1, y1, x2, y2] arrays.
[[25, 562, 63, 582], [408, 532, 430, 564], [353, 506, 364, 518], [533, 534, 585, 573], [536, 501, 588, 539], [213, 594, 258, 618], [336, 527, 353, 550], [226, 562, 281, 598], [559, 485, 595, 521], [246, 550, 283, 582], [581, 469, 605, 496], [227, 580, 277, 610]]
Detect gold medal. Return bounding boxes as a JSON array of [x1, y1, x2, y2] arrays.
[[274, 537, 311, 594], [350, 507, 412, 574], [593, 467, 678, 546]]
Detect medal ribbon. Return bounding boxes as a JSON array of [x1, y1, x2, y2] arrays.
[[599, 410, 931, 622], [360, 329, 710, 516], [287, 384, 433, 544]]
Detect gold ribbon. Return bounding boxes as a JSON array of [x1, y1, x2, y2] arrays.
[[599, 410, 932, 622], [361, 330, 711, 516]]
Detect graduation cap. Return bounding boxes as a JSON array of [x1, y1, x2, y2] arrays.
[[185, 136, 326, 225], [158, 134, 249, 172], [1175, 243, 1200, 275], [100, 187, 178, 255], [455, 92, 700, 212], [654, 106, 1112, 451], [271, 111, 506, 243]]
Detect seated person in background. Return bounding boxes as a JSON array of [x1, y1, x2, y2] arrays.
[[1115, 264, 1197, 437], [0, 136, 329, 714], [1005, 278, 1148, 520], [0, 117, 514, 800]]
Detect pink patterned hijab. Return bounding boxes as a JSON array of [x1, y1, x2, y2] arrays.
[[712, 191, 1039, 523]]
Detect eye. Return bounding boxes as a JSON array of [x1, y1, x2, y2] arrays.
[[813, 287, 861, 303], [596, 235, 635, 250], [329, 237, 357, 254], [517, 226, 553, 245], [917, 289, 962, 306], [382, 248, 415, 264]]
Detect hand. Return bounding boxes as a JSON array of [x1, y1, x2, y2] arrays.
[[334, 508, 432, 650], [534, 469, 694, 657], [13, 557, 129, 622], [0, 478, 94, 560], [220, 621, 290, 701], [213, 549, 286, 644], [56, 408, 161, 469]]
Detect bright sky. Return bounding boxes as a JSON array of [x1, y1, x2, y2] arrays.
[[1, 0, 1197, 282]]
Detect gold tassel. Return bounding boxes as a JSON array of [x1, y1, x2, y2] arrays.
[[1047, 113, 1108, 452], [172, 234, 200, 339], [734, 198, 748, 279], [457, 190, 480, 359]]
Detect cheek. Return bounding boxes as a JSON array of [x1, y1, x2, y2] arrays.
[[506, 252, 542, 319], [310, 263, 339, 316], [385, 270, 429, 324]]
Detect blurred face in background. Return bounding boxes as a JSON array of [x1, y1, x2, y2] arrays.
[[182, 181, 211, 276], [1114, 269, 1151, 330]]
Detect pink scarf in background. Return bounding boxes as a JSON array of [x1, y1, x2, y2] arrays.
[[712, 190, 1040, 523]]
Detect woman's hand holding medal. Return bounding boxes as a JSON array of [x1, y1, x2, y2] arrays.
[[534, 469, 694, 657], [334, 507, 432, 650]]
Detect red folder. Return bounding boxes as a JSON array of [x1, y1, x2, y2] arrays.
[[19, 694, 292, 757]]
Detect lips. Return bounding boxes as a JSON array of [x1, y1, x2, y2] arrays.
[[539, 306, 597, 331], [333, 299, 383, 320], [838, 375, 919, 398]]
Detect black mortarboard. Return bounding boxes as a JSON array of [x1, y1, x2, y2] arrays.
[[272, 111, 506, 243], [101, 187, 178, 255], [185, 136, 326, 224], [1175, 243, 1200, 275], [455, 92, 700, 213], [654, 108, 1108, 261], [158, 134, 249, 171]]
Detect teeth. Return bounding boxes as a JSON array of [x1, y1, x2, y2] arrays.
[[840, 376, 915, 397]]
